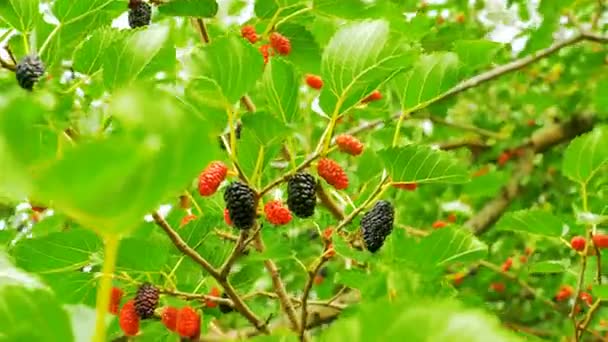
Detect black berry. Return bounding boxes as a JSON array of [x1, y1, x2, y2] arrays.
[[15, 55, 45, 91], [134, 282, 159, 319], [287, 172, 316, 218], [360, 200, 394, 253], [223, 181, 256, 230], [219, 293, 234, 313], [128, 0, 151, 28]]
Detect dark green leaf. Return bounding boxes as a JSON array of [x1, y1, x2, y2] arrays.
[[562, 126, 608, 184], [0, 0, 40, 32], [495, 210, 565, 238], [262, 58, 299, 124], [158, 0, 219, 17]]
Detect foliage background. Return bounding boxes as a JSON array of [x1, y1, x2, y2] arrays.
[[0, 0, 607, 341]]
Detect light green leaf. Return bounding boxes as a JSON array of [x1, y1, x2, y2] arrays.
[[12, 229, 102, 273], [394, 52, 460, 112], [528, 260, 569, 274], [418, 228, 488, 267], [495, 209, 565, 238], [0, 0, 40, 32], [596, 79, 608, 118], [377, 145, 469, 184], [262, 58, 299, 124], [0, 252, 43, 288], [453, 40, 502, 72], [276, 23, 322, 74], [319, 19, 417, 115], [65, 305, 97, 342], [192, 35, 264, 104], [0, 286, 74, 341], [562, 126, 608, 184], [158, 0, 219, 17], [73, 27, 122, 75], [592, 284, 608, 300], [103, 24, 174, 89], [116, 237, 170, 272], [52, 0, 116, 22], [254, 0, 303, 19]]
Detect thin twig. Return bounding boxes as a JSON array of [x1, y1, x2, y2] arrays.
[[219, 229, 249, 279], [577, 299, 602, 340], [159, 288, 233, 306], [299, 256, 329, 341], [214, 229, 239, 242], [253, 232, 303, 335], [316, 183, 345, 220], [194, 18, 210, 44]]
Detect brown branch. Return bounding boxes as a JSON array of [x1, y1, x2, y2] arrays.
[[465, 115, 595, 235], [159, 289, 233, 306], [193, 18, 210, 44], [219, 229, 249, 279], [435, 138, 489, 151], [0, 46, 15, 72], [315, 183, 345, 220], [253, 232, 303, 335], [299, 257, 329, 341], [152, 212, 267, 333], [215, 229, 239, 242], [577, 299, 602, 340], [428, 115, 505, 140]]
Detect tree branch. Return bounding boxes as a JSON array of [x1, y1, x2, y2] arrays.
[[299, 256, 329, 341], [465, 115, 595, 235], [315, 183, 345, 220], [219, 229, 249, 279]]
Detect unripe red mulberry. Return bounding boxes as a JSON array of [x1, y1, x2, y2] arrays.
[[305, 74, 323, 89], [109, 286, 123, 315], [269, 32, 291, 55], [593, 234, 608, 248], [571, 236, 585, 251], [259, 44, 273, 64], [119, 300, 140, 336], [264, 200, 292, 226], [317, 158, 348, 190], [335, 134, 364, 156], [176, 306, 201, 338], [205, 287, 221, 308], [241, 25, 258, 44], [161, 306, 178, 332], [198, 161, 228, 196], [362, 90, 382, 103], [393, 182, 418, 191], [180, 214, 197, 227]]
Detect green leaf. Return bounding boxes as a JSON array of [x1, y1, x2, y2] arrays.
[[65, 305, 97, 342], [320, 299, 521, 342], [528, 260, 569, 274], [319, 19, 417, 115], [592, 284, 608, 300], [453, 40, 502, 73], [417, 228, 487, 267], [52, 0, 117, 22], [192, 36, 264, 104], [116, 237, 170, 272], [495, 210, 565, 238], [596, 79, 608, 118], [0, 286, 74, 341], [262, 58, 299, 124], [12, 229, 102, 274], [277, 23, 323, 74], [0, 252, 43, 288], [394, 52, 460, 112], [562, 126, 608, 184], [73, 27, 121, 75], [254, 0, 302, 19], [158, 0, 219, 17], [0, 0, 40, 32], [103, 25, 174, 89], [377, 145, 469, 184]]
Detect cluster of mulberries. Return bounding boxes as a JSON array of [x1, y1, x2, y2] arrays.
[[198, 161, 228, 196], [360, 201, 395, 253]]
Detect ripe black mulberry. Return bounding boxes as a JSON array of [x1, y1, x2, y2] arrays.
[[128, 0, 151, 28], [15, 55, 45, 91], [360, 200, 394, 253], [223, 181, 256, 230], [286, 172, 316, 218], [134, 282, 159, 319]]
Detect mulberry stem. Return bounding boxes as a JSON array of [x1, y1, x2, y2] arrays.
[[93, 234, 120, 342]]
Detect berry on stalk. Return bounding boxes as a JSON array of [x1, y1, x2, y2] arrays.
[[198, 161, 228, 196], [128, 0, 151, 28], [571, 236, 586, 251], [393, 182, 418, 191], [269, 32, 291, 55], [119, 300, 140, 336], [335, 134, 364, 156], [287, 172, 317, 218], [241, 25, 258, 44], [205, 287, 221, 308], [362, 90, 382, 103], [305, 74, 323, 89], [317, 158, 348, 190], [223, 181, 256, 230], [134, 282, 159, 319], [109, 286, 123, 315], [176, 306, 200, 339], [593, 234, 608, 249], [15, 55, 45, 91], [264, 200, 292, 226], [161, 306, 178, 332], [360, 200, 395, 253]]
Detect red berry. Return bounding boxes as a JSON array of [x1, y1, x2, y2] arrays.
[[176, 306, 201, 338], [455, 12, 465, 23], [198, 161, 228, 196], [322, 227, 333, 241], [432, 220, 447, 229], [223, 208, 232, 226], [555, 285, 574, 301], [119, 300, 140, 337], [524, 247, 533, 256], [206, 287, 221, 308], [501, 257, 513, 272], [490, 282, 505, 292], [362, 90, 382, 103], [324, 243, 336, 259], [453, 272, 465, 286], [30, 205, 47, 213], [305, 74, 323, 89], [264, 200, 293, 226], [571, 236, 586, 251], [393, 182, 418, 191], [519, 255, 528, 263], [497, 152, 511, 166], [259, 44, 274, 64], [240, 25, 258, 44], [527, 119, 536, 127], [580, 292, 593, 306], [446, 213, 457, 223], [313, 274, 324, 285], [593, 234, 608, 248], [335, 134, 364, 156], [472, 165, 490, 177], [180, 214, 197, 227], [269, 32, 291, 55], [317, 158, 348, 190], [109, 287, 123, 315], [161, 306, 178, 332]]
